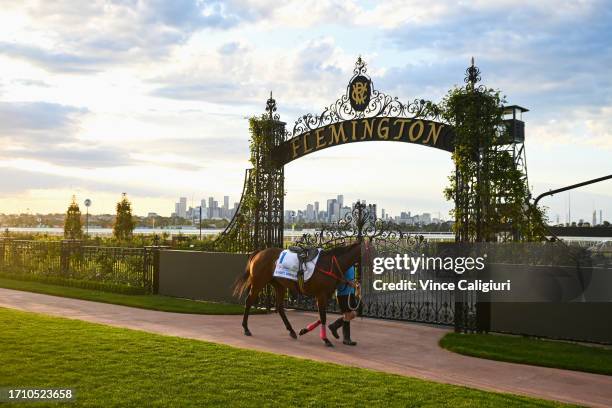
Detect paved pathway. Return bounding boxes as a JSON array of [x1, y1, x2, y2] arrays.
[[1, 288, 611, 407]]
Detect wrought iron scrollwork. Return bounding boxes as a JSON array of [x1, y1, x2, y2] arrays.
[[292, 57, 442, 138], [294, 202, 423, 249]]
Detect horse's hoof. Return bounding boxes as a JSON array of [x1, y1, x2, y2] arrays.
[[289, 330, 297, 339], [323, 339, 334, 347], [299, 328, 309, 336], [244, 329, 252, 336]]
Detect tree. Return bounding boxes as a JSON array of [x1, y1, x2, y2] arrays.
[[64, 196, 82, 239], [113, 193, 135, 241], [439, 76, 545, 242]]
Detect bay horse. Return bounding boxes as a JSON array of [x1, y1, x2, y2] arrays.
[[233, 241, 364, 347]]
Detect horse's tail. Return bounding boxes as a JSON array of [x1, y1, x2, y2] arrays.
[[233, 250, 259, 298]]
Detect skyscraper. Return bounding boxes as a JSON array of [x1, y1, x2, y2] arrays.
[[178, 197, 187, 218], [208, 197, 214, 219], [326, 199, 337, 222], [223, 196, 229, 218], [306, 204, 314, 221]]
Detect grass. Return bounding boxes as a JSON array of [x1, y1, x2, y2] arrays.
[[0, 277, 257, 315], [440, 332, 612, 376], [0, 308, 569, 407]]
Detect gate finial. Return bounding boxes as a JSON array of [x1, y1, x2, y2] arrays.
[[265, 91, 277, 118], [354, 55, 366, 75], [465, 56, 481, 87]]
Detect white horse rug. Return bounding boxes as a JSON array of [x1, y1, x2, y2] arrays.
[[273, 249, 321, 282]]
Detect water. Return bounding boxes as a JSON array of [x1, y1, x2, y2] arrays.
[[3, 227, 609, 243]]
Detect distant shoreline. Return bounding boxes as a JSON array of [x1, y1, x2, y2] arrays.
[[1, 227, 609, 243]]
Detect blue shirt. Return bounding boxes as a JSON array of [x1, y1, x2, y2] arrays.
[[336, 266, 355, 296]]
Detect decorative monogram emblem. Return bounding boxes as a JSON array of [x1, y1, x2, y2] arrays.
[[351, 82, 368, 104], [348, 75, 371, 112]]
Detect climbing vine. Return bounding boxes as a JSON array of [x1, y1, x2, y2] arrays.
[[439, 85, 546, 242], [213, 115, 282, 252]]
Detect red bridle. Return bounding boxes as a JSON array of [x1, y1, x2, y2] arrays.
[[315, 240, 372, 284]]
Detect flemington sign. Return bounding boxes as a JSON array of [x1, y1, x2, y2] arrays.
[[276, 117, 454, 164]]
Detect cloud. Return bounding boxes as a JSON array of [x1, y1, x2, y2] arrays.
[[151, 82, 242, 102], [0, 42, 108, 73], [2, 146, 132, 169], [136, 136, 249, 164], [151, 35, 352, 115], [217, 41, 247, 55], [0, 167, 75, 194], [383, 3, 612, 99], [0, 101, 88, 144], [12, 78, 50, 87], [0, 0, 265, 73], [0, 166, 170, 198], [0, 101, 134, 168]]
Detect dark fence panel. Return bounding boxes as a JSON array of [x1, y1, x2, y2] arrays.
[[0, 239, 157, 293], [158, 250, 248, 303]]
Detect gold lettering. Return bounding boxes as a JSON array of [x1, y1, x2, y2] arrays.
[[394, 119, 411, 140], [351, 121, 358, 141], [422, 122, 444, 145], [409, 120, 424, 142], [315, 128, 327, 149], [377, 117, 390, 139], [329, 123, 348, 145], [362, 119, 374, 140], [290, 137, 301, 159], [303, 132, 313, 154]]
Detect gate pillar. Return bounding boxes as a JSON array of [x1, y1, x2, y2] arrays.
[[252, 93, 285, 249]]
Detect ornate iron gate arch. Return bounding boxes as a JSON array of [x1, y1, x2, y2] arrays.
[[214, 56, 529, 254]]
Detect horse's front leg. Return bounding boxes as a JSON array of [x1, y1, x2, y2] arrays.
[[317, 296, 333, 347]]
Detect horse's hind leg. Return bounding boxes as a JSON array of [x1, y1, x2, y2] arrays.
[[273, 282, 297, 339], [242, 290, 258, 336], [298, 319, 321, 336], [317, 296, 333, 347]]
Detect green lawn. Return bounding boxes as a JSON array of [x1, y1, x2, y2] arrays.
[[440, 332, 612, 376], [0, 277, 254, 315], [0, 308, 568, 407]]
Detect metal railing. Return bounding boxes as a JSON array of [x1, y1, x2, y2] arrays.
[[0, 239, 158, 293]]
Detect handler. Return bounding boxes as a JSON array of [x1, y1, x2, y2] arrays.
[[328, 265, 358, 346]]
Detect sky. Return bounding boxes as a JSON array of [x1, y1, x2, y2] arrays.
[[0, 0, 611, 222]]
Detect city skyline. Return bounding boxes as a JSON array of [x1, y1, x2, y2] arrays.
[[283, 194, 445, 225], [171, 195, 238, 220], [0, 2, 610, 221], [3, 190, 609, 227]]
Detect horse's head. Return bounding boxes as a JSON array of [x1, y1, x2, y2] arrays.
[[341, 240, 372, 268]]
